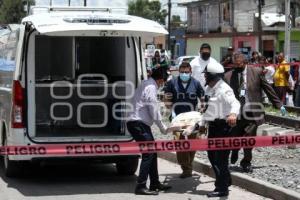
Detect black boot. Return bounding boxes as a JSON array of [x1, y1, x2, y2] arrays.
[[240, 160, 253, 173], [149, 183, 172, 191]]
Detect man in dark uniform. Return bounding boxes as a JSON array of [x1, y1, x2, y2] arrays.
[[164, 62, 204, 178]]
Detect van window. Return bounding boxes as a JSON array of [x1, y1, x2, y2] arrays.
[[0, 31, 18, 88]]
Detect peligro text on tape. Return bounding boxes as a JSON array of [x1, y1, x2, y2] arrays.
[[0, 134, 299, 156], [208, 137, 256, 148]]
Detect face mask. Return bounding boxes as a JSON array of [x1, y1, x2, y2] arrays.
[[201, 52, 211, 61], [179, 73, 191, 82]]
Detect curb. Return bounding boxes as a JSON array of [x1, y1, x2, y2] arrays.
[[158, 152, 300, 200]]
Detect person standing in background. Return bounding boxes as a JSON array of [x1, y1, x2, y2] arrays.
[[221, 46, 234, 72], [250, 51, 259, 64], [190, 43, 218, 88], [294, 60, 300, 107], [290, 58, 299, 105], [160, 49, 170, 81], [263, 57, 276, 87], [273, 52, 290, 105], [152, 50, 161, 68]]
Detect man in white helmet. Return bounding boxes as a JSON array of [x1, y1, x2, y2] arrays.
[[183, 61, 240, 197]]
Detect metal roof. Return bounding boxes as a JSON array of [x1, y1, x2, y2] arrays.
[[22, 10, 168, 37]]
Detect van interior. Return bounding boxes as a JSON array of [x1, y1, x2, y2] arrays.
[[32, 36, 137, 138]]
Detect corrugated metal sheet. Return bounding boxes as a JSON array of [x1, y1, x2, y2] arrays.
[[235, 13, 254, 32]]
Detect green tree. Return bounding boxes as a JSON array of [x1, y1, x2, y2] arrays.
[[0, 0, 26, 24], [128, 0, 167, 25], [171, 15, 182, 28]]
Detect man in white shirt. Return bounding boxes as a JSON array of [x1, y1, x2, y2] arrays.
[[183, 62, 240, 197], [127, 67, 175, 195], [190, 43, 218, 88]]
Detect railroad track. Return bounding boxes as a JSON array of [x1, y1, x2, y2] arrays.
[[264, 103, 300, 130], [263, 103, 300, 114], [264, 114, 300, 130]]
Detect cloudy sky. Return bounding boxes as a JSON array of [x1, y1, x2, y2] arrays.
[[35, 0, 192, 20]]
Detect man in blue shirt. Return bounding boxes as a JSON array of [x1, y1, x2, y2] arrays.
[[164, 62, 204, 178]]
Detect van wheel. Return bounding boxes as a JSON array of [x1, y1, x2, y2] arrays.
[[3, 137, 23, 178], [116, 157, 139, 175]]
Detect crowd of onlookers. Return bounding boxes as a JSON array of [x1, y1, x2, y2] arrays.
[[222, 48, 300, 107], [149, 48, 300, 107]]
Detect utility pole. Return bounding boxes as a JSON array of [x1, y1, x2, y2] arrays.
[[258, 0, 263, 53], [26, 0, 30, 15], [167, 0, 171, 51], [284, 0, 291, 62], [84, 0, 87, 7]]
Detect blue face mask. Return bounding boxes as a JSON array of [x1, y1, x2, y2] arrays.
[[179, 73, 191, 82]]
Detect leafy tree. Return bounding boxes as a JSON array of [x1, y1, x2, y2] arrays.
[[0, 0, 26, 24], [128, 0, 167, 25], [171, 15, 182, 28]]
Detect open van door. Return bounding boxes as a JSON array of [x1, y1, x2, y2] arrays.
[[23, 10, 168, 143]]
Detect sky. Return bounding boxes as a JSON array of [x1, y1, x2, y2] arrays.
[[35, 0, 192, 20]]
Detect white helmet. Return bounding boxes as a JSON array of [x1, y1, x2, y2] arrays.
[[204, 61, 224, 84], [205, 61, 224, 74]]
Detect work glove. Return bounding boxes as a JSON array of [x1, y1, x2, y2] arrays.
[[280, 106, 286, 116], [182, 125, 195, 137]]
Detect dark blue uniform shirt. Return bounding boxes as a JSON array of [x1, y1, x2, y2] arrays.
[[164, 77, 204, 117]]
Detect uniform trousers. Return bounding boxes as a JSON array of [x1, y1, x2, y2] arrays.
[[126, 121, 160, 188], [208, 119, 232, 192]]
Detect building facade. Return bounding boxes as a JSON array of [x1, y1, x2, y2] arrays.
[[181, 0, 300, 61]]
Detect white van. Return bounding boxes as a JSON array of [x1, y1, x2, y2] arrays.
[[0, 7, 167, 177]]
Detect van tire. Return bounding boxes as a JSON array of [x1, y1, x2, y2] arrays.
[[3, 136, 23, 178], [116, 157, 139, 175]]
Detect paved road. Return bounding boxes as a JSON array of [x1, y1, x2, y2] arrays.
[[0, 157, 270, 200]]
